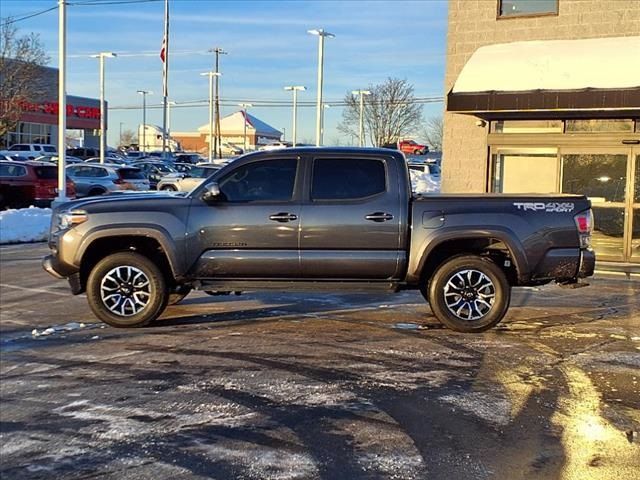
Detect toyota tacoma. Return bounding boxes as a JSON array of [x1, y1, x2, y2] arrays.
[[43, 147, 595, 332]]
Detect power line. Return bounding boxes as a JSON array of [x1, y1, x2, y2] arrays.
[[68, 0, 162, 5], [1, 6, 59, 27], [109, 96, 445, 111]]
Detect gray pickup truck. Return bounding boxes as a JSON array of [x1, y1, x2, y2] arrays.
[[43, 147, 595, 332]]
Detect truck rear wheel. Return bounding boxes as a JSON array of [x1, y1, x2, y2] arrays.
[[427, 255, 510, 332], [86, 252, 168, 327]]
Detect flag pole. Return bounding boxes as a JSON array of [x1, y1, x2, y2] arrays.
[[161, 0, 169, 158]]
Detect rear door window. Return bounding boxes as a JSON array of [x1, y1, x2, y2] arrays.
[[311, 158, 386, 200], [118, 168, 146, 180], [34, 166, 58, 179]]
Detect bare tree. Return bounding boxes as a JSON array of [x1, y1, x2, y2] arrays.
[[0, 21, 49, 142], [119, 129, 138, 147], [421, 116, 443, 151], [338, 78, 423, 147]]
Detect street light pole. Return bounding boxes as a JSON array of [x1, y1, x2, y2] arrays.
[[92, 52, 116, 163], [352, 89, 371, 147], [238, 103, 253, 152], [209, 47, 227, 159], [308, 29, 334, 147], [321, 103, 330, 145], [55, 0, 67, 204], [136, 90, 151, 154], [167, 100, 176, 152], [201, 72, 220, 162], [284, 85, 305, 147]]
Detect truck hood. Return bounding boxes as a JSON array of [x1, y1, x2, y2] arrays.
[[55, 191, 190, 214]]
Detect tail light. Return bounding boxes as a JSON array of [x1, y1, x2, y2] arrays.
[[113, 178, 124, 185], [34, 181, 55, 199], [574, 210, 593, 248]]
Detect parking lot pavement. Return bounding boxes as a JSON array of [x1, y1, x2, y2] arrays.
[[1, 243, 639, 479]]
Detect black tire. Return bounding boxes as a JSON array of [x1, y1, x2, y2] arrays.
[[168, 285, 191, 305], [161, 185, 177, 191], [88, 188, 106, 197], [86, 252, 168, 327], [427, 255, 510, 333]]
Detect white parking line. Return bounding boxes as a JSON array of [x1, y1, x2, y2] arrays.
[[0, 284, 69, 297]]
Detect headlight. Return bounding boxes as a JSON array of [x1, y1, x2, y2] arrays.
[[58, 210, 88, 229]]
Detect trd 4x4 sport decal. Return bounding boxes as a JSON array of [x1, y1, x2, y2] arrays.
[[513, 202, 575, 213]]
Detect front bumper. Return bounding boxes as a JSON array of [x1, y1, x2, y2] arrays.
[[42, 254, 78, 279]]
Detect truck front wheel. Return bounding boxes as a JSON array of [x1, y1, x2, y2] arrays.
[[86, 252, 168, 327], [427, 255, 510, 332]]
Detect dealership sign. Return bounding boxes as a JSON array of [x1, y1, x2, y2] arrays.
[[15, 100, 101, 119]]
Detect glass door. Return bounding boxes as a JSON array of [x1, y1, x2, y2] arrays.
[[560, 148, 636, 262], [631, 150, 639, 262]]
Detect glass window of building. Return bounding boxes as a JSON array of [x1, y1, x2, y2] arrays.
[[491, 148, 558, 193], [498, 0, 558, 18], [565, 119, 634, 133], [491, 120, 563, 134]]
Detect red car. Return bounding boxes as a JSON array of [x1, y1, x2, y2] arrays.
[[398, 139, 429, 155], [0, 161, 75, 209]]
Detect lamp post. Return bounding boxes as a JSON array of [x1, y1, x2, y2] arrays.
[[167, 100, 176, 153], [284, 85, 305, 147], [307, 29, 334, 146], [352, 90, 371, 147], [238, 103, 253, 152], [55, 0, 67, 205], [321, 103, 330, 145], [91, 52, 116, 163], [201, 71, 221, 162], [137, 90, 151, 153]]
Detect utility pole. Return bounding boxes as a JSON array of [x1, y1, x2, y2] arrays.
[[92, 52, 116, 163], [55, 0, 67, 204], [308, 29, 334, 146], [201, 72, 220, 162], [209, 47, 227, 159], [238, 103, 253, 152], [137, 90, 151, 153], [352, 89, 371, 147], [284, 85, 305, 147]]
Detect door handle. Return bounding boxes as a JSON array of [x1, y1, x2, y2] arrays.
[[365, 212, 394, 222], [269, 212, 298, 223]]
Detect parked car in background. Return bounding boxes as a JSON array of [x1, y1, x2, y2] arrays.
[[131, 160, 177, 189], [174, 153, 203, 165], [66, 147, 100, 160], [157, 164, 220, 192], [0, 153, 30, 162], [399, 139, 429, 155], [35, 155, 84, 165], [66, 164, 149, 197], [123, 151, 146, 160], [220, 143, 244, 155], [0, 160, 75, 209], [84, 157, 129, 166], [172, 162, 193, 174], [408, 162, 441, 178], [7, 144, 57, 159], [259, 141, 291, 151]]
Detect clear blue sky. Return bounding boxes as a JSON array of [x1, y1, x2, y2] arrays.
[[2, 0, 448, 146]]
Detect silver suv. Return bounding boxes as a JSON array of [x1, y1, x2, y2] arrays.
[[156, 164, 220, 192], [66, 164, 150, 197]]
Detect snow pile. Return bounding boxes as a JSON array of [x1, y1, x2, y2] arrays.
[[0, 207, 52, 244], [410, 169, 440, 194], [31, 322, 87, 337]]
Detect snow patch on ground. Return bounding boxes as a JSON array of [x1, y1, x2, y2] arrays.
[[31, 322, 87, 337], [0, 207, 51, 244], [409, 169, 440, 194]]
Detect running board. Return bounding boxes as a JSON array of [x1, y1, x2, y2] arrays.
[[194, 280, 402, 293]]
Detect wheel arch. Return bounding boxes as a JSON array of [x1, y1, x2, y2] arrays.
[[415, 229, 529, 287], [75, 226, 183, 293]]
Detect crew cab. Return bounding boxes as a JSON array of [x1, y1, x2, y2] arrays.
[[399, 139, 429, 155], [43, 147, 595, 332]]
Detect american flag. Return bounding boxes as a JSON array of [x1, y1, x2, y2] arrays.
[[160, 34, 166, 63]]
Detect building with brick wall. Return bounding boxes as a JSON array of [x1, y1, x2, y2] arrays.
[[443, 0, 640, 265]]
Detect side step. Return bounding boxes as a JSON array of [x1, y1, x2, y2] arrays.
[[195, 280, 402, 293]]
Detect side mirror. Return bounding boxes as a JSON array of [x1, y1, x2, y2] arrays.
[[202, 182, 221, 201]]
